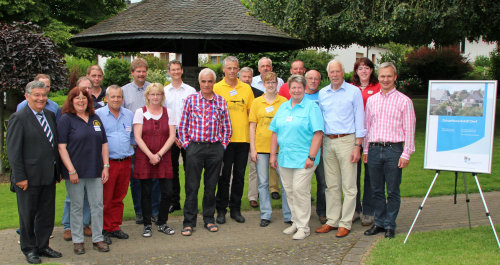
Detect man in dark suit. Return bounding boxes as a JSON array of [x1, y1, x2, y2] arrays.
[[7, 80, 62, 264]]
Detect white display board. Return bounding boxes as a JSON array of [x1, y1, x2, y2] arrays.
[[424, 80, 497, 173]]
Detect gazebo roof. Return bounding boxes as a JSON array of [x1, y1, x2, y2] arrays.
[[70, 0, 305, 53]]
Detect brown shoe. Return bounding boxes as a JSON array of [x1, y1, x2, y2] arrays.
[[249, 200, 259, 208], [93, 241, 109, 252], [73, 243, 85, 255], [336, 227, 350, 238], [315, 224, 337, 233], [84, 226, 92, 237], [63, 229, 72, 241]]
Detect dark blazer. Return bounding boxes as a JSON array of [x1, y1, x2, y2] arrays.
[[7, 105, 61, 186]]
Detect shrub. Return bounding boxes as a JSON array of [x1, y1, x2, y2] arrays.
[[490, 48, 500, 82], [403, 46, 472, 95], [294, 49, 334, 79], [203, 63, 223, 82], [141, 55, 166, 71], [146, 69, 168, 85], [102, 58, 131, 87], [64, 55, 95, 77]]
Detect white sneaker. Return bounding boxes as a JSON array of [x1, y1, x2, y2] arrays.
[[143, 225, 152, 237], [292, 229, 310, 240], [283, 223, 297, 235]]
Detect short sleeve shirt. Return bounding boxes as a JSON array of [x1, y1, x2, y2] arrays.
[[249, 95, 287, 153], [269, 98, 324, 168], [58, 113, 107, 179], [214, 79, 254, 143], [95, 106, 135, 159]]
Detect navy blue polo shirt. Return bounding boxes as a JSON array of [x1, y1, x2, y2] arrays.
[[58, 113, 107, 179]]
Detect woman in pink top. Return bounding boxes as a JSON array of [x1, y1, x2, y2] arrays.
[[351, 57, 380, 226]]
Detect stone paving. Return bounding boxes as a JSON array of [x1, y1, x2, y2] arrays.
[[1, 191, 499, 264]]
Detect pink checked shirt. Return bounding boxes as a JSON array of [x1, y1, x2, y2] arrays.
[[363, 88, 416, 160], [178, 92, 232, 149]]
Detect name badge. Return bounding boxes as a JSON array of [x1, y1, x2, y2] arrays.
[[229, 89, 237, 96], [286, 116, 293, 122], [265, 106, 274, 113], [367, 90, 373, 94], [94, 126, 101, 132], [125, 125, 132, 132]]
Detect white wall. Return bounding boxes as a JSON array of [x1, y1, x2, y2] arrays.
[[462, 38, 498, 62], [326, 45, 388, 73]]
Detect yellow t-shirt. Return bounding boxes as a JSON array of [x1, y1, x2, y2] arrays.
[[249, 94, 288, 153], [214, 79, 254, 143]]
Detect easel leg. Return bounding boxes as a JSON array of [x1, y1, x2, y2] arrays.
[[473, 173, 500, 249], [404, 171, 440, 244], [463, 172, 472, 229]]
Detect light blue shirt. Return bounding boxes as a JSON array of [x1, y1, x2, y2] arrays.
[[304, 92, 319, 104], [96, 105, 135, 159], [17, 99, 61, 120], [269, 98, 324, 169], [122, 81, 150, 113], [251, 75, 284, 93], [318, 81, 366, 137]]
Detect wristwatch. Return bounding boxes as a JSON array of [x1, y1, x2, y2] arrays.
[[307, 155, 315, 161]]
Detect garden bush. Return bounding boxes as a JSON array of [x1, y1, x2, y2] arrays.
[[102, 58, 131, 87], [490, 48, 500, 82]]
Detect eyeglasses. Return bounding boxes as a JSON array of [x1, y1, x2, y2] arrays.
[[264, 81, 277, 85], [149, 93, 163, 97]]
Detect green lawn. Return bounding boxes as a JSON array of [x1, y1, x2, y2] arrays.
[[365, 225, 500, 265], [1, 98, 499, 229]]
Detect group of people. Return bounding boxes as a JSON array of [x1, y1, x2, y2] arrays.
[[8, 55, 415, 264]]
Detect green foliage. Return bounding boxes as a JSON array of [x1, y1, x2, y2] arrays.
[[146, 69, 167, 85], [142, 55, 166, 71], [64, 55, 95, 77], [294, 49, 334, 79], [0, 0, 127, 59], [403, 46, 472, 95], [102, 58, 131, 87], [490, 48, 500, 82], [249, 0, 500, 48], [202, 63, 223, 82]]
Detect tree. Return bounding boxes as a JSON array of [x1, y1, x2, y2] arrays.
[[0, 21, 68, 172], [248, 0, 500, 48], [227, 51, 299, 78], [0, 0, 127, 59], [102, 58, 131, 87]]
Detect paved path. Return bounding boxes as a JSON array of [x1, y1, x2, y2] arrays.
[[1, 191, 499, 264]]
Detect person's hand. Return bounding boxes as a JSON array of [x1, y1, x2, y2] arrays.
[[399, 158, 409, 168], [350, 146, 361, 163], [101, 167, 109, 184], [16, 180, 28, 191], [70, 173, 79, 184], [250, 150, 258, 163], [269, 155, 278, 169], [175, 138, 182, 148], [304, 158, 314, 169], [363, 154, 368, 164], [149, 154, 160, 165]]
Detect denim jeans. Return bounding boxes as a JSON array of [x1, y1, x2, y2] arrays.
[[62, 190, 91, 230], [367, 143, 403, 230], [314, 158, 326, 217], [130, 154, 160, 216], [255, 153, 291, 222], [356, 147, 375, 216]]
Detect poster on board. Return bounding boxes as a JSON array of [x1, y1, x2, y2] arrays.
[[424, 80, 497, 174]]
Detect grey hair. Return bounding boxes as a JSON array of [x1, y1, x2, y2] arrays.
[[223, 56, 239, 68], [76, 76, 93, 87], [287, 74, 306, 88], [379, 62, 398, 76], [198, 68, 217, 81], [238, 67, 253, 77], [105, 85, 123, 96], [326, 59, 345, 73], [258, 57, 272, 68], [25, 80, 46, 95]]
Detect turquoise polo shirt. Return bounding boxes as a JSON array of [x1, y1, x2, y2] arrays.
[[269, 98, 324, 169]]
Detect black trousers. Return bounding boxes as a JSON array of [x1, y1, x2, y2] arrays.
[[183, 142, 224, 227], [216, 142, 250, 213], [140, 178, 172, 226], [170, 144, 186, 207], [16, 183, 55, 254]]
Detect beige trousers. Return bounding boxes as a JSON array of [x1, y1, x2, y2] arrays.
[[279, 165, 317, 232], [247, 154, 258, 201], [323, 134, 357, 230]]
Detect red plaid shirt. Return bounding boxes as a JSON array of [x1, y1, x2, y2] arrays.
[[178, 92, 232, 148]]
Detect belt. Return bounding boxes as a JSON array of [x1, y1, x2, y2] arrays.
[[326, 134, 350, 139], [370, 142, 403, 147], [191, 141, 220, 144], [110, 156, 132, 162]]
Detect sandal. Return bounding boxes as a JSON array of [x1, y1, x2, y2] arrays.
[[204, 223, 218, 232], [181, 226, 192, 236]]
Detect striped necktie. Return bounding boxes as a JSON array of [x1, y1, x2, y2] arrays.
[[37, 112, 53, 145]]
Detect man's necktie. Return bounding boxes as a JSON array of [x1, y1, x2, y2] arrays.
[[37, 112, 53, 145]]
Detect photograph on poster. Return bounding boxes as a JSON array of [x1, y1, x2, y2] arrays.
[[424, 80, 497, 174]]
